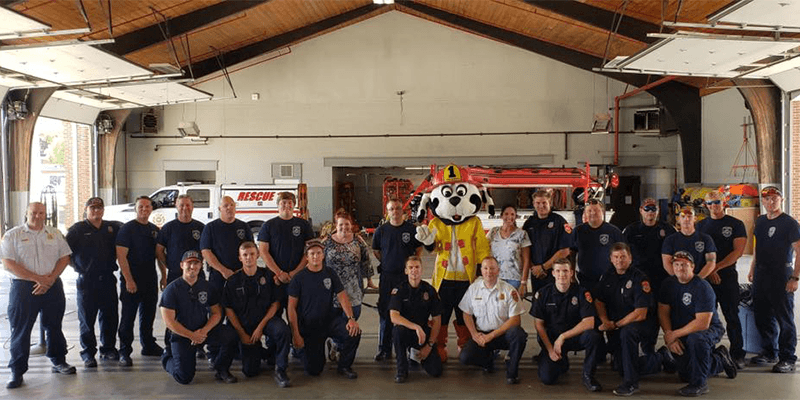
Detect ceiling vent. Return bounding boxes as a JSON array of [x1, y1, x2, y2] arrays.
[[141, 109, 158, 134]]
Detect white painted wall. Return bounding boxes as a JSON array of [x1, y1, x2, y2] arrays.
[[119, 11, 677, 226], [701, 88, 754, 185]]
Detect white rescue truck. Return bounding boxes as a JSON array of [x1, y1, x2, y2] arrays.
[[104, 182, 309, 236]]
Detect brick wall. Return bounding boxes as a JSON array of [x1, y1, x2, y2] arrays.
[[62, 121, 74, 228], [61, 122, 94, 228], [792, 100, 800, 221], [76, 124, 93, 217]]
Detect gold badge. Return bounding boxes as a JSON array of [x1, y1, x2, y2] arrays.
[[499, 293, 505, 301], [423, 292, 429, 301]]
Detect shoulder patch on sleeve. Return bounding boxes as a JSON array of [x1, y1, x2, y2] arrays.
[[585, 291, 593, 303], [534, 291, 540, 300], [391, 288, 398, 295], [564, 224, 572, 234], [511, 289, 519, 302], [642, 280, 651, 293]]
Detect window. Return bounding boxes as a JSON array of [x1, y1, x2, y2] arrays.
[[187, 189, 210, 208], [150, 190, 178, 209]]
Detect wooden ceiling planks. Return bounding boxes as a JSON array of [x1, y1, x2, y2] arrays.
[[124, 0, 376, 68], [4, 0, 223, 44], [580, 0, 736, 26]]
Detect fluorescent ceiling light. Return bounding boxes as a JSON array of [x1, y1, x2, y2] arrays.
[[710, 0, 800, 29]]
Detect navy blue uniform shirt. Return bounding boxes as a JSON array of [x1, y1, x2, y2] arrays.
[[257, 216, 314, 273], [116, 220, 159, 285], [596, 266, 653, 321], [522, 212, 573, 265], [662, 230, 717, 275], [372, 221, 422, 275], [67, 219, 121, 275], [388, 280, 441, 327], [160, 277, 219, 332], [288, 267, 344, 328], [200, 218, 253, 271], [223, 268, 275, 330], [696, 215, 747, 267], [531, 283, 596, 337], [574, 222, 624, 282], [157, 219, 205, 276], [658, 275, 722, 332], [753, 213, 800, 279], [623, 221, 675, 285]]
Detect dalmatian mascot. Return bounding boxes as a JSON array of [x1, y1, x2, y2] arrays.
[[414, 164, 493, 362]]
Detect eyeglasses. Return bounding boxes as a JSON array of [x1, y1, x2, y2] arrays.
[[705, 200, 721, 206], [642, 205, 658, 212], [586, 199, 602, 206]]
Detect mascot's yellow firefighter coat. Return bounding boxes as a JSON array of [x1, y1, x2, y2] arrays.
[[428, 216, 491, 289]]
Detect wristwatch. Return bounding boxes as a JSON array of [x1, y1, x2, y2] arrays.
[[427, 342, 435, 348], [790, 276, 799, 282]]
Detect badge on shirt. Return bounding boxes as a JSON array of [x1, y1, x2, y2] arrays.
[[511, 290, 519, 302], [323, 278, 331, 290], [564, 224, 572, 234], [108, 226, 114, 233], [292, 226, 301, 237], [198, 291, 208, 304], [548, 221, 554, 229], [236, 229, 246, 239], [642, 281, 651, 293], [499, 293, 505, 301], [599, 234, 609, 245], [151, 230, 158, 239], [694, 241, 704, 252], [47, 233, 53, 240], [423, 292, 429, 301], [391, 288, 399, 295], [571, 296, 578, 305], [721, 227, 732, 238], [192, 230, 201, 240], [585, 292, 593, 303], [659, 229, 666, 238], [768, 227, 776, 237], [625, 280, 632, 289], [259, 276, 266, 285], [402, 232, 411, 243], [682, 292, 692, 306]]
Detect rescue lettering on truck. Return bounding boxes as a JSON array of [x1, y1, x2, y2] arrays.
[[236, 191, 277, 202]]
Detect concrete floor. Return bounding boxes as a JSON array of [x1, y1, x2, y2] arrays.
[[2, 255, 800, 399]]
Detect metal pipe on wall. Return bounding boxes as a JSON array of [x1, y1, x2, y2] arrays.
[[92, 121, 99, 196], [1, 95, 9, 233]]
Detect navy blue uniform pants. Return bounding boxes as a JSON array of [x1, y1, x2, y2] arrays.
[[162, 324, 237, 384], [606, 324, 663, 386], [460, 326, 527, 379], [378, 272, 407, 354], [393, 325, 442, 377], [118, 283, 159, 357], [7, 278, 68, 374], [240, 317, 291, 376], [673, 326, 725, 387], [207, 269, 225, 300], [76, 273, 118, 360], [711, 269, 744, 360], [300, 316, 361, 376], [753, 275, 797, 363], [538, 329, 600, 385]]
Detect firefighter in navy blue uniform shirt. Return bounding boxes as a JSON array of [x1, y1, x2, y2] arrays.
[[160, 250, 238, 384], [389, 255, 442, 383], [287, 240, 361, 379], [66, 197, 122, 367], [531, 258, 602, 391], [200, 195, 253, 296], [116, 196, 165, 366], [157, 194, 205, 285], [373, 199, 423, 362], [574, 199, 624, 292], [662, 206, 717, 279], [458, 257, 527, 385], [223, 241, 291, 387], [258, 191, 314, 310], [659, 251, 736, 396], [595, 242, 664, 396], [696, 191, 748, 368], [623, 198, 676, 297], [2, 202, 76, 389], [747, 186, 800, 373], [522, 190, 572, 293]]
